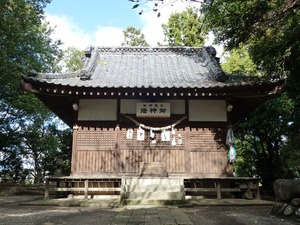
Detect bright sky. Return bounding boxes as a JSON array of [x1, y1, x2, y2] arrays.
[[45, 0, 214, 50]]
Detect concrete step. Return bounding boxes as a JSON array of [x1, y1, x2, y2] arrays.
[[121, 199, 187, 205], [124, 178, 183, 186], [124, 184, 182, 192], [124, 191, 184, 200], [122, 178, 185, 201]]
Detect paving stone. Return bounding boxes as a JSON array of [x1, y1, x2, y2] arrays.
[[171, 209, 193, 225], [112, 206, 194, 225]]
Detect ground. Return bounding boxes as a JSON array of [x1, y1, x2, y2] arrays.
[[0, 196, 298, 225]]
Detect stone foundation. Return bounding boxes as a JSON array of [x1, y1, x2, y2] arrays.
[[271, 179, 300, 222]]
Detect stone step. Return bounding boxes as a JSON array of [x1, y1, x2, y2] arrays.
[[124, 184, 182, 192], [124, 191, 184, 200], [121, 199, 187, 205], [123, 178, 183, 186]]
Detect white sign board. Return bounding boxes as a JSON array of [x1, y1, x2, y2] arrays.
[[136, 102, 170, 118]]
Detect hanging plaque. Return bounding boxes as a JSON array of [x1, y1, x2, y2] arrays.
[[136, 102, 170, 118]]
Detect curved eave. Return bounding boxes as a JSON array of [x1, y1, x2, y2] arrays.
[[22, 76, 283, 98]]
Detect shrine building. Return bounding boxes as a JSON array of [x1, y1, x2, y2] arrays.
[[22, 46, 282, 202]]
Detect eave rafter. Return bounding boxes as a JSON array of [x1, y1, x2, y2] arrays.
[[25, 81, 277, 100]]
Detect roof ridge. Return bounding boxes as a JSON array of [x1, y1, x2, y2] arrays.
[[96, 46, 206, 54], [79, 46, 99, 80], [25, 47, 99, 80], [200, 46, 227, 82], [26, 71, 79, 79]]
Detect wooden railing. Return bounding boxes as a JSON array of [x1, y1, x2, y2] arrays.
[[184, 177, 261, 200], [44, 177, 261, 200], [44, 177, 121, 199]]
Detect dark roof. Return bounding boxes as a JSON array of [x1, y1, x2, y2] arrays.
[[24, 46, 280, 90], [22, 46, 283, 127]]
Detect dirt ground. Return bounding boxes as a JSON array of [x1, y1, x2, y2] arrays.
[[0, 196, 298, 225]]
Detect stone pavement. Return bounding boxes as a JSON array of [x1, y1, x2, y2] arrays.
[[113, 206, 193, 225], [2, 196, 295, 225]]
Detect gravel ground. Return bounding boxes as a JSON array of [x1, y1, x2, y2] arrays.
[[181, 205, 298, 225], [0, 196, 298, 225]]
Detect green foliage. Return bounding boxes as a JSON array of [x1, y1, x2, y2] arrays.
[[202, 0, 300, 186], [129, 0, 202, 17], [21, 115, 72, 183], [62, 47, 85, 72], [0, 0, 62, 113], [202, 0, 300, 77], [162, 7, 207, 46], [121, 26, 149, 47], [221, 46, 260, 76], [0, 0, 62, 80], [234, 94, 297, 193], [0, 0, 72, 183]]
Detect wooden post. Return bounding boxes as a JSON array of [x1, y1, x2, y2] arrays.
[[120, 177, 126, 203], [115, 125, 121, 175], [255, 180, 261, 199], [44, 178, 49, 199], [71, 125, 79, 175], [56, 180, 60, 198], [185, 127, 191, 175], [216, 181, 221, 200], [84, 179, 88, 199]]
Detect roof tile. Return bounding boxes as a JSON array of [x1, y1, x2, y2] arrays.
[[24, 46, 279, 90]]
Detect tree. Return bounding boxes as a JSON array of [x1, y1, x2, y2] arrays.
[[0, 0, 72, 183], [201, 0, 300, 191], [62, 47, 85, 72], [162, 7, 207, 46], [21, 115, 72, 183], [130, 0, 202, 17], [121, 26, 149, 47], [221, 45, 260, 76], [234, 94, 296, 194], [0, 0, 62, 93], [0, 0, 62, 116], [201, 0, 300, 78]]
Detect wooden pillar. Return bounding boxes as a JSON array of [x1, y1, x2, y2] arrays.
[[216, 181, 222, 200], [84, 179, 88, 199], [71, 125, 79, 175], [44, 178, 49, 199], [185, 126, 191, 175], [115, 125, 121, 175], [255, 180, 261, 199]]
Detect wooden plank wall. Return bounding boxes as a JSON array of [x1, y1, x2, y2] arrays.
[[189, 128, 228, 176], [75, 127, 115, 173], [119, 128, 186, 174], [72, 126, 229, 176]]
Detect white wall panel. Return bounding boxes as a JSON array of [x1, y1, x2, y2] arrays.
[[78, 99, 117, 121], [189, 100, 227, 121]]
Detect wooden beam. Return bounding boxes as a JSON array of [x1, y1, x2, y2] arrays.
[[54, 187, 121, 192]]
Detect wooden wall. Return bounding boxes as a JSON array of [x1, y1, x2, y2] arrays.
[[71, 125, 231, 177]]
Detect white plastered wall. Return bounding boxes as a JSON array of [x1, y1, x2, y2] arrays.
[[78, 99, 117, 121], [189, 100, 227, 121]]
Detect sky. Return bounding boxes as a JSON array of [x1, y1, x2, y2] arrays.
[[45, 0, 216, 50]]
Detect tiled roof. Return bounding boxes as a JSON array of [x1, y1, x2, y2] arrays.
[[22, 46, 284, 127], [24, 46, 275, 90]]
